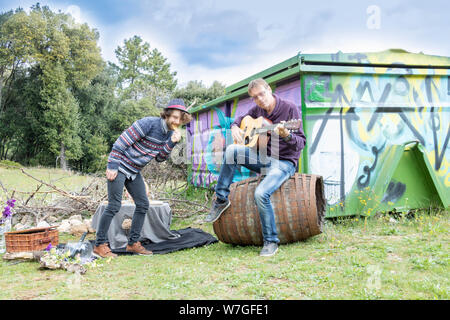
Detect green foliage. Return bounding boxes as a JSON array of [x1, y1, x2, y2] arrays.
[[111, 35, 177, 101], [0, 159, 21, 168], [0, 4, 225, 174], [174, 80, 226, 108], [72, 64, 118, 172], [40, 62, 82, 160], [0, 4, 102, 169], [106, 35, 178, 146]]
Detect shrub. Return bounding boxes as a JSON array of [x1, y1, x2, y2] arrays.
[[0, 160, 22, 169]]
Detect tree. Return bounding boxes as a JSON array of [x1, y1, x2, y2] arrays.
[[0, 8, 38, 114], [107, 35, 177, 140], [0, 4, 103, 169], [174, 80, 226, 108], [32, 5, 102, 170], [73, 63, 118, 172], [0, 8, 42, 160], [39, 61, 82, 170], [111, 35, 177, 101]]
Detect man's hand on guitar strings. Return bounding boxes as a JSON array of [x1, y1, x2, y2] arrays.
[[232, 125, 244, 144]]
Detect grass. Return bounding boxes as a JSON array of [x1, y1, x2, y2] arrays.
[[0, 167, 449, 300], [1, 210, 448, 300], [0, 166, 95, 196]]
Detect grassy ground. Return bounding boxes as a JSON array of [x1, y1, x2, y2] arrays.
[[0, 167, 448, 299], [1, 209, 448, 300], [0, 166, 95, 196]]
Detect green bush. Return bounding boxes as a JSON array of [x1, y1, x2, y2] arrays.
[[0, 160, 22, 169]]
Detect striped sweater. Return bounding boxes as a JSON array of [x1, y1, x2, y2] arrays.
[[107, 117, 177, 176]]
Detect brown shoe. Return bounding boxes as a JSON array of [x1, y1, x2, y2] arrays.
[[93, 243, 118, 258], [126, 241, 153, 255]]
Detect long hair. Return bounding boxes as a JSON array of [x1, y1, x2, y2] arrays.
[[160, 109, 193, 125]]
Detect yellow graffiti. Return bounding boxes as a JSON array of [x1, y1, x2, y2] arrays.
[[426, 151, 450, 187], [365, 50, 450, 67], [338, 72, 449, 191], [357, 118, 372, 143]]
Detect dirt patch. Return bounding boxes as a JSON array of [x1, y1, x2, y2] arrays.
[[387, 253, 403, 262], [267, 277, 291, 285]]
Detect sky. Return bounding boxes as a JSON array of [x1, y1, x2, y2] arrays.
[[1, 0, 449, 87]]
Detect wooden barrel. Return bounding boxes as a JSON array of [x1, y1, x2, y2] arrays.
[[213, 173, 326, 245]]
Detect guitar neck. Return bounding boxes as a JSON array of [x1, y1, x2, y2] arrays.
[[255, 122, 299, 134], [255, 124, 277, 134]]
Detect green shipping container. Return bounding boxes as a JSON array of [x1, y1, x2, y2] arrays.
[[186, 49, 450, 217]]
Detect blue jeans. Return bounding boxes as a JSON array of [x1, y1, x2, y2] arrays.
[[95, 171, 149, 247], [215, 144, 296, 243]]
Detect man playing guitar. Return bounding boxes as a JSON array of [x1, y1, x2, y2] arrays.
[[204, 78, 306, 256]]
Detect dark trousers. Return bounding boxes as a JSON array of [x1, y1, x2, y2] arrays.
[[95, 171, 149, 247]]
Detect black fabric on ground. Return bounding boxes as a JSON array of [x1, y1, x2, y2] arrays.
[[111, 227, 218, 255]]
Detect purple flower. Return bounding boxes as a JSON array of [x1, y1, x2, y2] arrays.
[[45, 243, 53, 251], [1, 199, 15, 224], [2, 199, 15, 219], [3, 206, 11, 218], [6, 199, 16, 207]]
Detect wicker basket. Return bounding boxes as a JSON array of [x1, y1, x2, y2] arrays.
[[5, 226, 59, 252]]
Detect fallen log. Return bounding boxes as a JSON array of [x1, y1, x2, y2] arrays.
[[3, 251, 45, 261]]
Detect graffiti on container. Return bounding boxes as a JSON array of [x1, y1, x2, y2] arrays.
[[356, 146, 382, 189], [306, 71, 449, 205], [381, 180, 407, 203], [188, 80, 301, 188], [187, 56, 449, 212]]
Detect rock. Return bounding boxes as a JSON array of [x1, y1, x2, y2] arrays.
[[37, 221, 51, 228], [121, 218, 132, 230], [13, 223, 27, 231], [83, 218, 95, 233], [70, 224, 88, 236], [66, 263, 87, 275], [69, 214, 83, 222], [39, 253, 61, 270], [69, 219, 83, 227], [47, 216, 59, 224], [58, 220, 71, 233]]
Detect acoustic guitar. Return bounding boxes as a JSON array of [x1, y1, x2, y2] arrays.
[[236, 115, 302, 148]]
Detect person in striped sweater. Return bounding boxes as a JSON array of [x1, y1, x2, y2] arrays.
[[93, 99, 192, 258]]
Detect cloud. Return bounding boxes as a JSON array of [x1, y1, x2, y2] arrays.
[[97, 1, 264, 84], [125, 2, 261, 69], [1, 0, 448, 88], [66, 5, 81, 23], [177, 9, 260, 68]]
